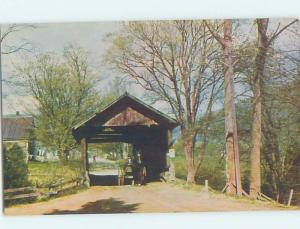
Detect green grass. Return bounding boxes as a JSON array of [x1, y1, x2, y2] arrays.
[[37, 185, 87, 203], [171, 179, 204, 192], [171, 148, 227, 191], [4, 161, 84, 207], [28, 160, 82, 188], [172, 156, 187, 180]]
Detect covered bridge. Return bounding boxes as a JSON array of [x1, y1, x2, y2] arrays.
[[72, 93, 178, 186]]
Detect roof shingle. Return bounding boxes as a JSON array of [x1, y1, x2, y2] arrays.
[[2, 115, 33, 140]]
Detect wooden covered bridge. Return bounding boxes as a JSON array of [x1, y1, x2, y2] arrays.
[[72, 93, 178, 186]]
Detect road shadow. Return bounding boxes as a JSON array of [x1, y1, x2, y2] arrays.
[[89, 174, 119, 186], [45, 198, 140, 214]]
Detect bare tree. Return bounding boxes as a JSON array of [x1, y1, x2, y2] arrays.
[[0, 24, 36, 94], [107, 21, 223, 183], [0, 24, 35, 53], [249, 18, 298, 199], [205, 19, 242, 195], [0, 24, 35, 159]]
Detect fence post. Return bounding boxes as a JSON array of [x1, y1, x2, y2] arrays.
[[205, 180, 209, 192], [287, 189, 294, 206]]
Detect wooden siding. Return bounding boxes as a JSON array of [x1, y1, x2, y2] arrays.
[[104, 107, 158, 127]]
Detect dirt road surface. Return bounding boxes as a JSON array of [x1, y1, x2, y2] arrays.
[[5, 182, 287, 215]]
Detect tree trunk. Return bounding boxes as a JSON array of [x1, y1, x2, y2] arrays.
[[81, 138, 90, 187], [182, 129, 196, 183], [64, 149, 70, 162], [0, 27, 3, 136], [250, 18, 269, 199], [57, 148, 65, 162], [185, 143, 195, 183], [250, 84, 262, 198], [223, 19, 242, 195]]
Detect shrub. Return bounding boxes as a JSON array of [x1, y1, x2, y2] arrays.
[[3, 144, 31, 189]]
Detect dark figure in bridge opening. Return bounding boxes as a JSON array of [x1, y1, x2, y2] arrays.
[[132, 146, 146, 185]]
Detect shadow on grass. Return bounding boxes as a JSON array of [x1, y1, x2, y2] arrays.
[[45, 198, 140, 214]]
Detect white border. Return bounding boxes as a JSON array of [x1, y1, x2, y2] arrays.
[[1, 0, 300, 228], [0, 0, 299, 23]]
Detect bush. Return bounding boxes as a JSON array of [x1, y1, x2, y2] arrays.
[[3, 144, 31, 189]]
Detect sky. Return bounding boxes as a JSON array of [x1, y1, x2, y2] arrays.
[[1, 21, 123, 114], [1, 19, 299, 115]]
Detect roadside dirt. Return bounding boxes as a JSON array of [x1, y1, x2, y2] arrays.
[[4, 182, 289, 215]]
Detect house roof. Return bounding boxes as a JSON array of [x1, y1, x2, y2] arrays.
[[2, 114, 33, 141], [73, 93, 178, 131]]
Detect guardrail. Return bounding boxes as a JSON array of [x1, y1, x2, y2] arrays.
[[4, 178, 83, 202], [4, 186, 39, 201], [47, 178, 83, 195]]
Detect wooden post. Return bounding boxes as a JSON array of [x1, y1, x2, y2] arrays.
[[86, 141, 89, 171], [287, 189, 294, 206], [205, 180, 209, 192], [81, 138, 90, 187], [81, 138, 87, 171], [168, 159, 176, 181]]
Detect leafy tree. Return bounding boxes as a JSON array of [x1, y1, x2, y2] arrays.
[[260, 63, 300, 203], [248, 19, 298, 198], [3, 144, 31, 189], [233, 19, 299, 199], [17, 45, 100, 162]]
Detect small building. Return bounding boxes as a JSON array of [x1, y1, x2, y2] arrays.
[[2, 112, 34, 161], [72, 93, 179, 185], [2, 112, 61, 162]]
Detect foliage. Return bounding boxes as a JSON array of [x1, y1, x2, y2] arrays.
[[117, 159, 128, 172], [260, 78, 300, 204], [95, 143, 124, 160], [3, 144, 31, 189], [17, 45, 100, 161], [173, 146, 226, 191]]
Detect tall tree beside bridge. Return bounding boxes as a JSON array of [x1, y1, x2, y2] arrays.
[[107, 21, 223, 183], [249, 18, 298, 199], [205, 19, 242, 195]]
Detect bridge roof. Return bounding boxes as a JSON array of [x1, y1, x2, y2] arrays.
[[72, 93, 178, 141]]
